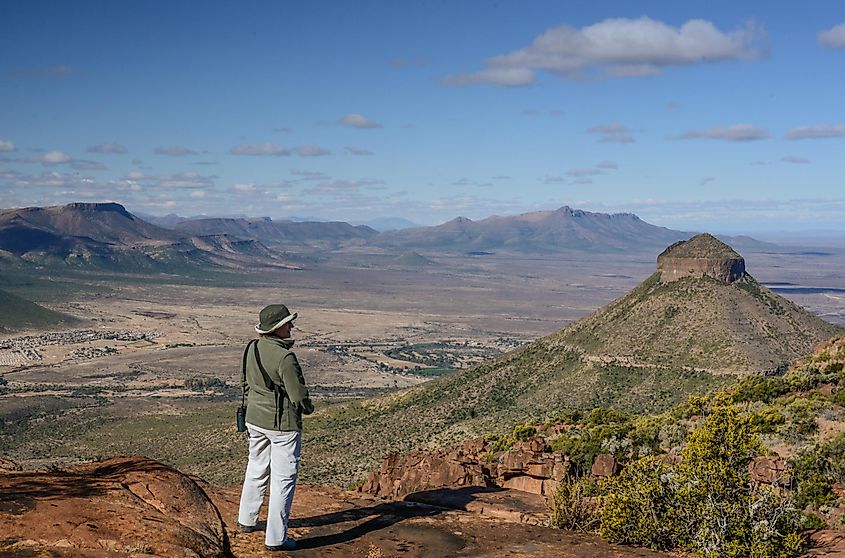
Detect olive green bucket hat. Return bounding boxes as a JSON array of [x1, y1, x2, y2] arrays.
[[255, 304, 297, 334]]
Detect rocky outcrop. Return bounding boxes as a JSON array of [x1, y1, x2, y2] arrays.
[[361, 437, 570, 499], [657, 233, 745, 284], [0, 455, 226, 557]]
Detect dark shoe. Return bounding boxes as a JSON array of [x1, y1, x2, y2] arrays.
[[265, 538, 297, 551], [237, 522, 258, 533]]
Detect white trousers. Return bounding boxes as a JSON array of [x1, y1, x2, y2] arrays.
[[237, 423, 302, 546]]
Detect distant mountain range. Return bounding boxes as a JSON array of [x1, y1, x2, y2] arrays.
[[0, 202, 780, 271]]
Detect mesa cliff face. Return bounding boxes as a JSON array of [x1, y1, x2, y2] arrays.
[[657, 233, 745, 284]]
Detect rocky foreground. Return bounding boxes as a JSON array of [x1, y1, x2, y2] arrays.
[[2, 456, 845, 557], [0, 455, 669, 558]]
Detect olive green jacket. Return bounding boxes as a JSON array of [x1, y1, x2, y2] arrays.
[[243, 337, 314, 431]]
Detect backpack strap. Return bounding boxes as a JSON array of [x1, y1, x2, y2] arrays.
[[241, 339, 258, 409]]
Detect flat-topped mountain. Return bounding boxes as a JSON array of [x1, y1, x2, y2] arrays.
[[657, 233, 745, 283], [0, 203, 289, 271], [304, 236, 844, 484], [370, 206, 689, 253], [173, 216, 377, 248]]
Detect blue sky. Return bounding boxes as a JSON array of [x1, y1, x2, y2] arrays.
[[1, 1, 844, 234]]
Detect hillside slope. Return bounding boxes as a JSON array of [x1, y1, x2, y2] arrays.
[[302, 235, 844, 484], [0, 288, 76, 332]]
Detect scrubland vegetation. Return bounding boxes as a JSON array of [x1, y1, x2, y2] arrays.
[[540, 336, 845, 557]]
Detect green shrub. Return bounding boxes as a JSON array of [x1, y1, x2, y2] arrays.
[[732, 376, 790, 404], [588, 407, 630, 426], [600, 456, 679, 549], [750, 407, 787, 433], [791, 431, 845, 509], [512, 422, 537, 441], [600, 397, 803, 558], [548, 475, 602, 532]]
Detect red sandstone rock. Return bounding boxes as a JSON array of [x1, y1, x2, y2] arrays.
[[748, 455, 790, 486], [591, 454, 617, 478], [502, 475, 545, 495], [0, 455, 226, 557]]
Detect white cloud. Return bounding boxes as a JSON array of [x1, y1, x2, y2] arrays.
[[781, 155, 810, 164], [492, 175, 512, 180], [0, 140, 17, 152], [442, 17, 767, 86], [339, 113, 382, 129], [679, 124, 769, 142], [785, 123, 845, 140], [572, 178, 593, 185], [346, 146, 374, 156], [230, 143, 290, 156], [155, 146, 197, 156], [41, 151, 72, 165], [189, 191, 207, 199], [294, 145, 331, 157], [596, 160, 618, 169], [819, 21, 845, 48], [234, 183, 256, 192], [87, 143, 127, 154]]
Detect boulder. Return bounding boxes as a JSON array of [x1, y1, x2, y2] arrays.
[[591, 454, 617, 479], [0, 455, 226, 557], [748, 455, 790, 486]]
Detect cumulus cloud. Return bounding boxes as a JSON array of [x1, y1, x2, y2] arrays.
[[442, 17, 767, 86], [41, 151, 73, 165], [346, 146, 373, 156], [294, 145, 331, 157], [819, 21, 845, 48], [0, 140, 17, 152], [785, 123, 845, 140], [230, 143, 291, 156], [87, 143, 127, 154], [679, 124, 769, 142], [234, 183, 256, 192], [339, 113, 382, 129], [155, 146, 198, 156], [781, 155, 810, 164]]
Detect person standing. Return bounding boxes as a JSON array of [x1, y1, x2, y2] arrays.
[[238, 304, 314, 551]]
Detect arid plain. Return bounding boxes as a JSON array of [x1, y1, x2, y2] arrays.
[[2, 245, 845, 481]]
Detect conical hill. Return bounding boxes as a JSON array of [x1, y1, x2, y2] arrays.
[[305, 235, 844, 485]]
